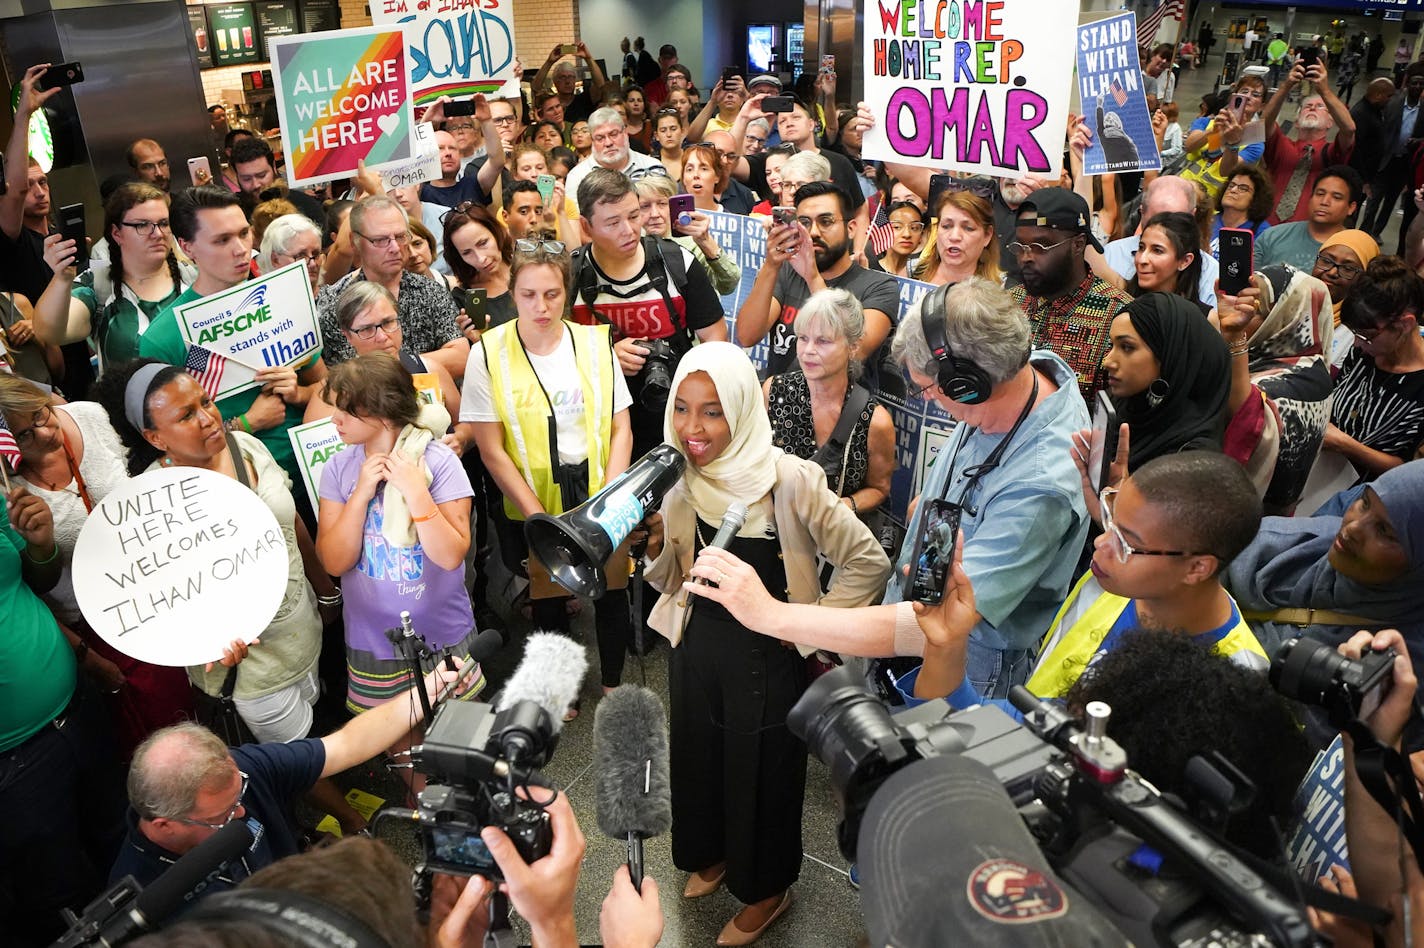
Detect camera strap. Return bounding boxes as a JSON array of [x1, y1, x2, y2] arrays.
[[943, 373, 1038, 516], [1230, 847, 1393, 927], [1342, 717, 1424, 877]]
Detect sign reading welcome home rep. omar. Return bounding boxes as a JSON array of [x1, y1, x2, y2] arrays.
[[174, 261, 321, 399], [72, 467, 288, 667], [270, 25, 415, 185], [860, 0, 1078, 178]]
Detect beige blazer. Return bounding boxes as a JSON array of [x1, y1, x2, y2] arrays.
[[644, 454, 891, 651]]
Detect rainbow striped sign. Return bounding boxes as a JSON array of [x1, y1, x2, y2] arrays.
[[372, 0, 520, 107], [270, 26, 415, 186]]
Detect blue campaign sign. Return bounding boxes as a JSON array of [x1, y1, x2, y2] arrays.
[[705, 211, 954, 529], [1077, 13, 1162, 176], [1285, 737, 1350, 883]]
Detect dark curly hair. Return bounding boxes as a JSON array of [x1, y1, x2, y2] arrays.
[[93, 358, 188, 476], [1064, 628, 1311, 859], [1214, 164, 1274, 227]]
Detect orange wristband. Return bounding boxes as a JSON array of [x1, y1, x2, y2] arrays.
[[412, 508, 440, 523]]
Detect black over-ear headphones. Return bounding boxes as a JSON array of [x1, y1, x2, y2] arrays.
[[921, 282, 993, 405]]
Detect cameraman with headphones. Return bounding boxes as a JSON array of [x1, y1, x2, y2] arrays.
[[690, 278, 1089, 699]]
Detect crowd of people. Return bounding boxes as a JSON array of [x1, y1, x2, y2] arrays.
[[2, 21, 1424, 947]]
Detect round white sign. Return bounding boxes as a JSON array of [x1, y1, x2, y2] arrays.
[[73, 466, 288, 667]]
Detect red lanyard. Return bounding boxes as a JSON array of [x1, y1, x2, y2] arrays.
[[58, 422, 95, 513]]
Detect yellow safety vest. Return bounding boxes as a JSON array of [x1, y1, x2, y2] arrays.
[[1026, 572, 1267, 699], [483, 319, 616, 520]]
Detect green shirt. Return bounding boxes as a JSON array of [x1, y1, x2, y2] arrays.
[[72, 267, 183, 368], [139, 286, 306, 476], [1267, 39, 1289, 64], [0, 495, 76, 752]]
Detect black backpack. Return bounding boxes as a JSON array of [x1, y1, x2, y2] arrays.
[[570, 236, 691, 348]]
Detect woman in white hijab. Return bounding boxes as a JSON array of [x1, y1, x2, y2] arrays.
[[641, 342, 889, 945]]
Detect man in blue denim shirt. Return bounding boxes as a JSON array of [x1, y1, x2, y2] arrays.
[[682, 279, 1089, 698], [882, 279, 1090, 697]]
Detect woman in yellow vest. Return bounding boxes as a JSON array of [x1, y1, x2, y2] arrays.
[[460, 240, 635, 705]]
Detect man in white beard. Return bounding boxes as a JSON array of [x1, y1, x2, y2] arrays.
[[1255, 59, 1357, 226]]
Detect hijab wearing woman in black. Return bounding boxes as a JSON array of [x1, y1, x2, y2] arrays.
[[1102, 291, 1232, 470]]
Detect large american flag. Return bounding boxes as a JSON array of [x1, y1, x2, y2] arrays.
[[1138, 0, 1186, 50], [185, 344, 228, 400]]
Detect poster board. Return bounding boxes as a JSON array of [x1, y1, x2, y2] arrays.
[[860, 0, 1078, 179], [288, 417, 349, 513], [72, 468, 288, 667], [270, 26, 416, 186], [371, 0, 520, 106], [173, 261, 321, 398], [1077, 13, 1162, 175]]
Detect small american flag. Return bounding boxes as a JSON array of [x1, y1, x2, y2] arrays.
[[866, 195, 896, 256], [0, 413, 21, 469], [185, 344, 228, 400], [1111, 80, 1129, 108]]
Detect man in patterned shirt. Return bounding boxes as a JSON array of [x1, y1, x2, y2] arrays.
[[1008, 188, 1130, 406], [316, 196, 468, 380]]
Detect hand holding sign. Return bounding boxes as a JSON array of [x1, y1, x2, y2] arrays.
[[73, 467, 288, 668]]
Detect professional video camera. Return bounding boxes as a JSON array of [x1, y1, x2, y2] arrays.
[[790, 667, 1318, 947], [374, 632, 589, 883], [397, 698, 556, 881]]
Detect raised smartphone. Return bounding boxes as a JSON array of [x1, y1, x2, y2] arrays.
[[187, 156, 213, 186], [59, 203, 88, 272], [904, 499, 961, 604], [1089, 391, 1120, 494], [1218, 227, 1255, 296]]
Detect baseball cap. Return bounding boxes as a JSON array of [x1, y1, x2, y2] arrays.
[[747, 74, 783, 92], [858, 755, 1126, 948], [1016, 187, 1103, 253]]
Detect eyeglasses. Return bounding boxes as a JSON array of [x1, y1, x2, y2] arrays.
[[1351, 320, 1400, 345], [9, 406, 54, 446], [746, 135, 767, 146], [910, 377, 939, 400], [1006, 236, 1075, 257], [797, 214, 844, 231], [347, 316, 401, 340], [490, 114, 518, 126], [172, 771, 249, 830], [1099, 487, 1198, 563], [890, 222, 926, 234], [446, 122, 476, 132], [354, 229, 409, 249], [440, 202, 480, 226], [279, 249, 323, 263], [1223, 181, 1254, 193], [119, 219, 171, 237], [627, 166, 671, 180], [1315, 253, 1363, 280], [515, 238, 567, 254]]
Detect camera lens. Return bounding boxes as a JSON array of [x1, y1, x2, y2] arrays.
[[1269, 636, 1349, 705], [788, 666, 905, 792]]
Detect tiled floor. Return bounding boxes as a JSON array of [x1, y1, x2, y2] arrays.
[[319, 51, 1395, 947]]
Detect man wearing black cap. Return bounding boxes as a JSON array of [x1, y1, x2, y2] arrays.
[[1008, 187, 1131, 405]]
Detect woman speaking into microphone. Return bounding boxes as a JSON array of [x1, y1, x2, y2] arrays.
[[640, 342, 890, 945]]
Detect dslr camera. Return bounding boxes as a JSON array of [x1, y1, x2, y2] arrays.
[[1270, 635, 1395, 725], [402, 698, 560, 880], [636, 337, 677, 408]]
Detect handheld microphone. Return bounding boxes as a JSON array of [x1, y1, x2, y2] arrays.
[[54, 819, 255, 947], [496, 632, 589, 729], [594, 686, 672, 893], [678, 501, 749, 606]]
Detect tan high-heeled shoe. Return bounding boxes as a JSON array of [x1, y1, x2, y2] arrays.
[[683, 865, 726, 898], [716, 890, 793, 946]]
